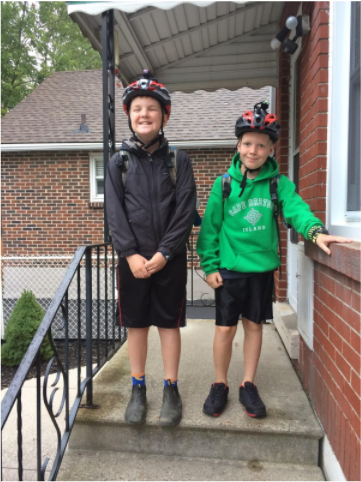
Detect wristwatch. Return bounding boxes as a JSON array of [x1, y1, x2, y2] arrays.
[[308, 226, 329, 244]]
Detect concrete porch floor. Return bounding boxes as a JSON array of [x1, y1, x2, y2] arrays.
[[57, 319, 324, 481]]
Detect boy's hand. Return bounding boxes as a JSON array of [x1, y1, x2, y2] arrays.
[[126, 254, 151, 278], [145, 252, 167, 274], [206, 272, 223, 289], [316, 234, 353, 255]]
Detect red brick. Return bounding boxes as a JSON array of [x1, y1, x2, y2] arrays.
[[351, 291, 361, 313], [343, 420, 352, 480], [351, 330, 361, 355], [343, 345, 361, 376], [335, 350, 351, 382], [344, 380, 361, 416], [349, 428, 359, 482], [351, 369, 361, 397]]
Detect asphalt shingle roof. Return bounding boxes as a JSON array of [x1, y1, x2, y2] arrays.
[[1, 70, 270, 144]]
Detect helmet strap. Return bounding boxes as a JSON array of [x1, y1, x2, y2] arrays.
[[238, 164, 263, 198]]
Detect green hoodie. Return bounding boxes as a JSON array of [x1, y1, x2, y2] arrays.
[[197, 154, 323, 275]]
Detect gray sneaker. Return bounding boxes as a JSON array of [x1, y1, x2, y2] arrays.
[[159, 381, 182, 426], [124, 385, 147, 424]]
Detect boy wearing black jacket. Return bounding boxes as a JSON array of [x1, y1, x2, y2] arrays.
[[105, 71, 196, 426]]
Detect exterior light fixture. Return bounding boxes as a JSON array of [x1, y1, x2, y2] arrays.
[[270, 15, 311, 55]]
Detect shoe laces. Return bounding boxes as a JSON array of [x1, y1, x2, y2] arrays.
[[243, 382, 260, 404], [211, 383, 227, 401]]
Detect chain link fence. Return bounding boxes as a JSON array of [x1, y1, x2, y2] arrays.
[[1, 253, 119, 340]]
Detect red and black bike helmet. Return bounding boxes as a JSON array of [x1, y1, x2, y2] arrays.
[[122, 70, 171, 117], [122, 70, 171, 149], [235, 101, 280, 142]]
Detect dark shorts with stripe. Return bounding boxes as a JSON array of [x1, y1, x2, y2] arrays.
[[215, 271, 274, 326], [116, 252, 187, 329]]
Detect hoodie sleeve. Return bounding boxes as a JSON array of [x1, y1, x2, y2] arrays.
[[157, 150, 197, 259], [278, 175, 324, 238], [105, 153, 139, 257], [196, 177, 223, 275]]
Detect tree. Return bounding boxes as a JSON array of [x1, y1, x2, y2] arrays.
[[2, 290, 53, 367], [1, 1, 102, 116]]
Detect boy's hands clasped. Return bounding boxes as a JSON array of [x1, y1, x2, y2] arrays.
[[126, 252, 167, 278]]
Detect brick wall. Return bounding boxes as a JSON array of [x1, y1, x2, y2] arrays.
[[1, 148, 234, 257], [299, 258, 360, 481], [278, 2, 361, 479], [1, 151, 104, 255], [299, 1, 328, 225]]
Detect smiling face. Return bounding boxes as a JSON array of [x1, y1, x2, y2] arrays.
[[237, 131, 275, 172], [129, 96, 169, 144]]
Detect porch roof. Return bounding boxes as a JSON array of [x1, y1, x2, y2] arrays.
[[67, 1, 283, 92]]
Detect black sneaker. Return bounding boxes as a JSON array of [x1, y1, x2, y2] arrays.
[[124, 384, 147, 424], [239, 382, 266, 418], [203, 383, 229, 417], [159, 381, 182, 426]]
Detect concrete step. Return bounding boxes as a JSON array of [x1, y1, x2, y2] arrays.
[[67, 320, 323, 468], [57, 449, 325, 481]]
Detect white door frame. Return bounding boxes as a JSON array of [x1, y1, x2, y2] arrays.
[[287, 37, 302, 313]]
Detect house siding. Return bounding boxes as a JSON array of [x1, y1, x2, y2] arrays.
[[277, 2, 361, 480]]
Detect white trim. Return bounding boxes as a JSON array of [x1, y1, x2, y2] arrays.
[[89, 153, 105, 202], [328, 1, 361, 239], [321, 435, 346, 481], [1, 140, 236, 152], [67, 1, 247, 16]]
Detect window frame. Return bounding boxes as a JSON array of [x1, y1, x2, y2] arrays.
[[89, 153, 105, 203], [328, 1, 361, 239]]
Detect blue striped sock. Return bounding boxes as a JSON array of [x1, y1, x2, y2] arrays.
[[132, 373, 146, 386], [164, 378, 178, 387]]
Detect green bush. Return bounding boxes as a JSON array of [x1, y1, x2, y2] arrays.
[[2, 290, 54, 367]]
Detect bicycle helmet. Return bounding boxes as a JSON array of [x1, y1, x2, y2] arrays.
[[235, 102, 281, 198], [235, 101, 280, 142], [122, 70, 171, 149]]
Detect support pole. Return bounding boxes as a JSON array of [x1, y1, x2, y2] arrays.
[[102, 10, 116, 243]]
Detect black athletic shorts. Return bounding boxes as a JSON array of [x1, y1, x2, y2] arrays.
[[116, 252, 187, 329], [215, 271, 274, 326]]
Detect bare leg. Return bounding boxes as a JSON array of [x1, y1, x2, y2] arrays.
[[241, 318, 263, 384], [127, 327, 150, 374], [213, 325, 238, 384], [158, 327, 181, 379]]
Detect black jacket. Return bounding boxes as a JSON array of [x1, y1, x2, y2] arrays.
[[105, 138, 197, 259]]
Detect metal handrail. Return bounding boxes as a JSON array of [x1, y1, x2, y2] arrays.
[[1, 243, 127, 481]]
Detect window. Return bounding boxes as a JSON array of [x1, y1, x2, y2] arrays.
[[347, 1, 360, 212], [90, 154, 104, 202], [328, 1, 361, 239]]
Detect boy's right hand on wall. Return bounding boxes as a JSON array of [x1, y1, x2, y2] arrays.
[[206, 272, 223, 289], [126, 254, 151, 278]]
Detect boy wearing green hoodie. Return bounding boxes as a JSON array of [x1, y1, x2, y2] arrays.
[[197, 102, 352, 418]]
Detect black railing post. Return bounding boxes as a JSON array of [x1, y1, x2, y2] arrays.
[[36, 353, 42, 481], [85, 248, 94, 406], [191, 233, 194, 306]]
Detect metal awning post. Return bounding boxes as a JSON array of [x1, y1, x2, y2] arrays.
[[102, 9, 116, 243]]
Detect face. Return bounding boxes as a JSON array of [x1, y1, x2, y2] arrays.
[[129, 96, 169, 143], [237, 132, 274, 171]]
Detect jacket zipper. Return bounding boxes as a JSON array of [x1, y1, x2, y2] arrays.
[[148, 155, 161, 246]]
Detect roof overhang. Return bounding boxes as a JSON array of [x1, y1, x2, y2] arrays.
[[67, 1, 283, 92]]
